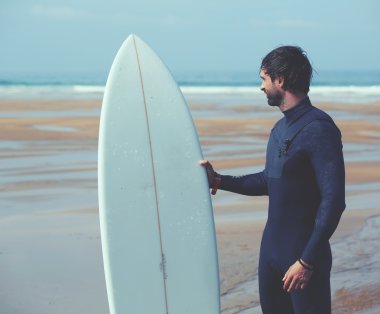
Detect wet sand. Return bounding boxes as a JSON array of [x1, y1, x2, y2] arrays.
[[0, 98, 379, 313]]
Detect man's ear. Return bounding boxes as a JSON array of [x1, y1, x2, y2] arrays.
[[277, 76, 285, 88]]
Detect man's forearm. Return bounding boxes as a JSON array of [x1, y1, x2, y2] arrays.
[[220, 171, 268, 196]]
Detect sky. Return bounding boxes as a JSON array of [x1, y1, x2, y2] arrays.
[[1, 0, 380, 79]]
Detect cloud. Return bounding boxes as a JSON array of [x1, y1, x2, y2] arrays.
[[31, 5, 94, 20], [161, 15, 182, 27], [248, 17, 320, 31], [277, 19, 319, 30]]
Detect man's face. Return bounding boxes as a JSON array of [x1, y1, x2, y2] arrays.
[[260, 69, 284, 107]]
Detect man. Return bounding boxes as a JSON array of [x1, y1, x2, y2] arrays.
[[201, 46, 345, 313]]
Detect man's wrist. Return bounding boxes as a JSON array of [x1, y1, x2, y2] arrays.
[[298, 258, 314, 271], [211, 173, 222, 195]]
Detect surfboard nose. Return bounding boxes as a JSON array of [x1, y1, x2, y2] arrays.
[[125, 33, 144, 46], [124, 33, 136, 46]]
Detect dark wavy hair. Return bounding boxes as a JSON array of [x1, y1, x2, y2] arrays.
[[260, 46, 313, 93]]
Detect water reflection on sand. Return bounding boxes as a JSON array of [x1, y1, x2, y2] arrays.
[[0, 96, 379, 313]]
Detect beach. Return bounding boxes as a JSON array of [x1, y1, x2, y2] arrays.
[[0, 95, 379, 314]]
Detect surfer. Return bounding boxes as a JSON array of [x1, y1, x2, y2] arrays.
[[201, 46, 345, 313]]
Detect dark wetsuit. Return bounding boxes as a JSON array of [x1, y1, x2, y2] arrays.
[[219, 97, 345, 314]]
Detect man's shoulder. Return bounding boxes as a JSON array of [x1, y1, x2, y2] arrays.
[[272, 116, 286, 131], [303, 108, 341, 136], [309, 105, 333, 121]]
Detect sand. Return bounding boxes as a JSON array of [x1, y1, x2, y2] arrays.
[[0, 98, 379, 313]]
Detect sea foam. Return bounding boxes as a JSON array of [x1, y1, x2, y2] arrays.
[[1, 84, 380, 103]]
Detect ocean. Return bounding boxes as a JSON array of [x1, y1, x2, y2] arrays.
[[1, 70, 380, 103]]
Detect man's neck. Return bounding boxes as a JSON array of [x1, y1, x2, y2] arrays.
[[279, 91, 308, 112]]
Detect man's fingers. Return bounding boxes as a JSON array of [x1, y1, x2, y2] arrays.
[[282, 272, 288, 290], [287, 278, 298, 292], [295, 281, 302, 291], [200, 160, 213, 172], [283, 274, 292, 290], [282, 271, 288, 282], [283, 261, 313, 292], [300, 275, 311, 290]]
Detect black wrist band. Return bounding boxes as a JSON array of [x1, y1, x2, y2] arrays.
[[298, 259, 313, 271]]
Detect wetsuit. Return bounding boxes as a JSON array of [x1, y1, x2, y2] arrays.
[[219, 97, 345, 314]]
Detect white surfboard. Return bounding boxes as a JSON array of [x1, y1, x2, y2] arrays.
[[98, 34, 220, 314]]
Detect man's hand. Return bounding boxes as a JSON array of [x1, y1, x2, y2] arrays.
[[200, 160, 216, 187], [282, 260, 313, 293]]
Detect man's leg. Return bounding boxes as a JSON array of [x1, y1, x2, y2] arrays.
[[259, 255, 294, 314], [290, 268, 331, 314]]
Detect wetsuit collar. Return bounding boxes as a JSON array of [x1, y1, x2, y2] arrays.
[[283, 96, 312, 125]]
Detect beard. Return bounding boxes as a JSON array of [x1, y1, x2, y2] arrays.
[[266, 89, 283, 107]]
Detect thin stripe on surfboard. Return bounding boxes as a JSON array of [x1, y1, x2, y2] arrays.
[[132, 35, 169, 314]]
